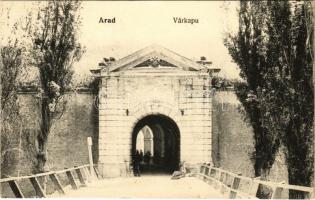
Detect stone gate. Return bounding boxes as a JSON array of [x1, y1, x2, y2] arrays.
[[91, 45, 217, 177]]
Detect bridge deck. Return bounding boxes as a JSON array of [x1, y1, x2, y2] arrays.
[[51, 175, 224, 198]]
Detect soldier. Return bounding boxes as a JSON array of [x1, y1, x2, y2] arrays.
[[133, 150, 141, 177], [144, 151, 151, 164], [139, 150, 144, 163]]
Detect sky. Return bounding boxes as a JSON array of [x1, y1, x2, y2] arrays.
[[1, 1, 240, 79]]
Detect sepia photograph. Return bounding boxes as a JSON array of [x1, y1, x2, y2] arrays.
[[0, 0, 314, 199]]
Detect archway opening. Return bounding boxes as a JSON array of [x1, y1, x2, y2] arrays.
[[132, 114, 180, 174], [136, 125, 154, 156]]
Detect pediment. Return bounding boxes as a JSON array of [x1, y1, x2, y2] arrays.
[[102, 45, 205, 73], [134, 58, 177, 68]]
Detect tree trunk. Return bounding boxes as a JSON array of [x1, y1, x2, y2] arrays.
[[260, 168, 270, 181], [286, 120, 313, 199], [36, 138, 47, 173], [256, 167, 272, 199], [35, 98, 51, 173], [288, 168, 307, 199]]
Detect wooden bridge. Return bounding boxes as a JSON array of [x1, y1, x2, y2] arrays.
[[1, 164, 313, 199]]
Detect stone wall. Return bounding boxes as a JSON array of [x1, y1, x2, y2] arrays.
[[46, 92, 99, 169], [1, 91, 98, 197], [1, 89, 290, 196], [212, 91, 255, 177], [212, 91, 288, 182]]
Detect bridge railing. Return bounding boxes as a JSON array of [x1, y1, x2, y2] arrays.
[[0, 164, 102, 198], [198, 164, 314, 199]]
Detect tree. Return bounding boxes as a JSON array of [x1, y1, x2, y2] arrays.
[[29, 0, 83, 173], [0, 43, 24, 178], [225, 0, 314, 197], [278, 1, 313, 195], [0, 6, 30, 178], [224, 1, 281, 180]]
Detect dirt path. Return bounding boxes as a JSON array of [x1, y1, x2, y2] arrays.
[[51, 175, 224, 198]]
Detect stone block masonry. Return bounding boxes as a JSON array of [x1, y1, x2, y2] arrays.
[[98, 73, 213, 177]]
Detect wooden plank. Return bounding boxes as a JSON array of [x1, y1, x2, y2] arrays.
[[0, 171, 55, 183], [271, 186, 283, 199], [232, 176, 241, 189], [305, 191, 314, 199], [53, 165, 89, 174], [202, 167, 208, 181], [49, 173, 65, 194], [219, 172, 227, 195], [75, 169, 87, 187], [82, 166, 91, 181], [8, 180, 24, 198], [255, 180, 313, 193], [94, 166, 102, 179], [29, 177, 46, 197], [65, 170, 78, 190], [249, 181, 259, 197], [229, 191, 237, 199], [223, 172, 229, 184], [230, 177, 241, 199]]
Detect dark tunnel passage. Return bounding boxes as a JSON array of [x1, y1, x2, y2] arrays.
[[131, 114, 180, 174]]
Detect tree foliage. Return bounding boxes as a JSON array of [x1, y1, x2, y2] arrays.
[[0, 7, 30, 177], [28, 0, 83, 173], [225, 0, 313, 194], [225, 1, 281, 179]]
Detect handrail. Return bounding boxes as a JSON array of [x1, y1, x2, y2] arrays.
[[0, 164, 90, 183], [0, 171, 56, 183], [0, 164, 100, 198], [54, 164, 90, 174], [209, 166, 313, 193], [254, 179, 313, 193], [198, 164, 314, 199]]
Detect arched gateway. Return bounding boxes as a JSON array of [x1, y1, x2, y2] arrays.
[[91, 45, 217, 177]]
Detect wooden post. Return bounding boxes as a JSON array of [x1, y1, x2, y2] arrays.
[[229, 176, 241, 199], [65, 170, 78, 190], [82, 166, 91, 182], [29, 177, 46, 197], [216, 170, 222, 190], [219, 172, 226, 194], [8, 180, 25, 198], [204, 167, 209, 181], [207, 167, 212, 184], [232, 176, 241, 189], [49, 173, 65, 194], [75, 168, 87, 187], [271, 186, 283, 199], [87, 137, 95, 179], [93, 166, 103, 179], [200, 165, 204, 174], [249, 181, 259, 198], [209, 168, 215, 185]]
